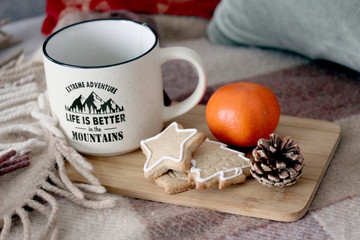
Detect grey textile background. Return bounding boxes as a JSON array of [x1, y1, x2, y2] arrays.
[[0, 0, 46, 21], [207, 0, 360, 72]]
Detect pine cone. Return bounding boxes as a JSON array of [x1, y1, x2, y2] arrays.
[[250, 133, 304, 187]]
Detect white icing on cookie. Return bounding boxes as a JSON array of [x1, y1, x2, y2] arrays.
[[141, 122, 198, 173], [189, 139, 250, 183]]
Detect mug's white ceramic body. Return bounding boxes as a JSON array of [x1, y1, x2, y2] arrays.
[[42, 19, 207, 156]]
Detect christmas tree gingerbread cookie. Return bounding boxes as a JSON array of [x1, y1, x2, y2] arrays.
[[188, 139, 251, 190], [140, 122, 206, 180]]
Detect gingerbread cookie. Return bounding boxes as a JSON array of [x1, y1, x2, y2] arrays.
[[188, 139, 251, 190], [155, 170, 195, 194], [141, 122, 206, 180]]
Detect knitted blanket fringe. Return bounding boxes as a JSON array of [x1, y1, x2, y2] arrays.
[[0, 56, 120, 240]]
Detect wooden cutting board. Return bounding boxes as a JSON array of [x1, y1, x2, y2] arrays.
[[66, 104, 341, 222]]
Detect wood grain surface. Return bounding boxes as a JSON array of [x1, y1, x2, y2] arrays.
[[66, 104, 341, 222]]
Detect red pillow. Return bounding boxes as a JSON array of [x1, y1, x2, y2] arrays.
[[42, 0, 220, 35]]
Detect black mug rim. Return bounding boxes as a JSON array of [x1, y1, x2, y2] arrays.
[[42, 18, 159, 69]]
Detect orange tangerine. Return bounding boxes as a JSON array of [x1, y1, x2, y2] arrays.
[[206, 82, 280, 147]]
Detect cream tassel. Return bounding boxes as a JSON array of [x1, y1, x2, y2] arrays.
[[48, 170, 106, 196], [0, 62, 44, 82], [16, 208, 31, 240], [31, 109, 65, 140], [55, 144, 101, 186], [55, 152, 85, 199], [47, 171, 67, 190], [36, 190, 59, 240], [0, 215, 12, 240], [55, 148, 105, 192], [0, 123, 43, 137], [74, 183, 106, 194], [0, 93, 38, 111], [1, 75, 36, 89], [54, 139, 93, 172], [0, 82, 38, 101], [41, 181, 118, 209], [0, 78, 36, 95], [26, 200, 57, 240], [0, 102, 37, 123], [0, 61, 42, 76], [0, 138, 46, 152]]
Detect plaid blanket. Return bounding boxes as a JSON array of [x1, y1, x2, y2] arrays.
[[4, 12, 360, 240]]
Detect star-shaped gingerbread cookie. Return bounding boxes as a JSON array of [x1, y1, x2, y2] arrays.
[[188, 139, 251, 190], [141, 122, 206, 180]]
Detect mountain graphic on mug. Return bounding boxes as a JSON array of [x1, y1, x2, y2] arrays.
[[65, 91, 124, 114]]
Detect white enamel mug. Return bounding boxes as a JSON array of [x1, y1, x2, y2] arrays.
[[42, 19, 207, 156]]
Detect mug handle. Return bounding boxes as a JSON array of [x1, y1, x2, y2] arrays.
[[159, 47, 207, 122]]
